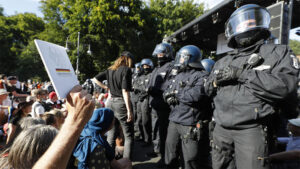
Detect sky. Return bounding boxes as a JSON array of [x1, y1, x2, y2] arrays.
[[0, 0, 299, 41]]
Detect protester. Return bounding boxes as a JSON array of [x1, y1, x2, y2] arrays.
[[46, 91, 62, 109], [73, 108, 132, 169], [33, 85, 95, 169], [0, 74, 7, 89], [6, 100, 33, 144], [6, 76, 29, 98], [0, 125, 58, 169], [92, 51, 134, 159], [42, 113, 58, 128], [31, 89, 47, 117], [0, 89, 9, 126], [48, 109, 65, 129]]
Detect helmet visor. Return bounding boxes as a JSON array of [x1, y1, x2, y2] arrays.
[[152, 44, 167, 57], [225, 8, 270, 39], [174, 52, 190, 68]]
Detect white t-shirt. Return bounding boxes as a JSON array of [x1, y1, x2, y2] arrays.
[[31, 101, 45, 118]]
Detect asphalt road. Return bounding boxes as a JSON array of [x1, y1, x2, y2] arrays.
[[132, 141, 162, 169]]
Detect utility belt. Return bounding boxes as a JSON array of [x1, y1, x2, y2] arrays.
[[181, 120, 209, 143]]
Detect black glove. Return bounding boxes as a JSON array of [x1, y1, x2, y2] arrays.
[[215, 66, 243, 86], [163, 91, 178, 105]]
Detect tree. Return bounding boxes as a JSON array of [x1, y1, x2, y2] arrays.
[[0, 6, 3, 16], [290, 40, 300, 55], [39, 0, 147, 81], [148, 0, 204, 37], [0, 12, 45, 79], [1, 0, 205, 81]]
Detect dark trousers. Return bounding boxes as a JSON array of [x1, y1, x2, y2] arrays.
[[151, 110, 160, 153], [165, 121, 210, 169], [106, 97, 134, 159], [136, 98, 152, 143], [132, 99, 140, 136], [152, 108, 170, 159], [212, 124, 270, 169]]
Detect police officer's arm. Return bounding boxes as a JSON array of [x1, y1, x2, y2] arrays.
[[177, 74, 208, 106], [204, 66, 218, 98], [237, 46, 299, 102]]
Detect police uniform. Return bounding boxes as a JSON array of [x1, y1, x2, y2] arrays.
[[136, 70, 152, 143], [164, 68, 211, 169], [205, 4, 299, 169], [163, 45, 211, 169], [131, 71, 142, 138], [148, 61, 173, 157], [148, 43, 175, 160]]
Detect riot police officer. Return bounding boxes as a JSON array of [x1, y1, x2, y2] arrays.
[[132, 62, 142, 139], [205, 4, 299, 169], [163, 45, 211, 169], [201, 59, 215, 73], [136, 58, 154, 144], [147, 43, 174, 164]]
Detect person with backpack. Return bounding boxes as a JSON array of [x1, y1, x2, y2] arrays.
[[31, 89, 48, 118]]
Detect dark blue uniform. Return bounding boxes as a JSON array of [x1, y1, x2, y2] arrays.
[[131, 72, 141, 138], [148, 61, 173, 159], [136, 72, 152, 143], [164, 68, 211, 169], [205, 43, 299, 169]]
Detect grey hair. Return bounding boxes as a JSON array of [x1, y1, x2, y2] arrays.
[[8, 125, 58, 169], [19, 117, 46, 130], [6, 117, 46, 146]]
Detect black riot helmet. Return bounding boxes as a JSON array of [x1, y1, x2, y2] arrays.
[[174, 45, 203, 70], [225, 4, 271, 48], [201, 59, 215, 73], [152, 43, 174, 60]]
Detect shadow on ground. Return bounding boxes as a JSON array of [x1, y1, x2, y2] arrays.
[[132, 141, 162, 169]]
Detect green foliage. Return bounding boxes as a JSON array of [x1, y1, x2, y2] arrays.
[[0, 13, 45, 80], [290, 40, 300, 55], [0, 0, 204, 82], [149, 0, 204, 37], [0, 6, 3, 16]]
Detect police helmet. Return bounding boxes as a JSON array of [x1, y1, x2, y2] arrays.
[[134, 62, 141, 74], [152, 43, 174, 59], [135, 62, 141, 69], [225, 4, 271, 48], [174, 45, 203, 69], [141, 58, 154, 69], [201, 59, 215, 73]]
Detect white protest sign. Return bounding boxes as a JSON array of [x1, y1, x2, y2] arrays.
[[34, 39, 79, 99]]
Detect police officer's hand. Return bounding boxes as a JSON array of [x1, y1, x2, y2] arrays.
[[166, 96, 178, 105], [163, 91, 178, 105], [215, 66, 243, 86]]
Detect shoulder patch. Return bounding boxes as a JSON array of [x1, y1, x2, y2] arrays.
[[290, 54, 300, 69]]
